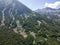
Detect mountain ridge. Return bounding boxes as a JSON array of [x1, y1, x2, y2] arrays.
[[35, 7, 60, 15], [0, 0, 60, 45]]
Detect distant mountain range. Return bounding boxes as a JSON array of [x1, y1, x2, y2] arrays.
[[35, 7, 60, 15]]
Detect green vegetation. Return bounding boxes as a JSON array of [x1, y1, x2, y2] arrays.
[[0, 13, 60, 45], [0, 0, 60, 45]]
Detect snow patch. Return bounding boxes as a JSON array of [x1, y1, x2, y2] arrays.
[[33, 40, 36, 44], [47, 16, 50, 19], [16, 20, 22, 27], [13, 27, 18, 33], [30, 31, 36, 38], [9, 8, 15, 21], [37, 20, 41, 26], [24, 14, 29, 19], [44, 38, 47, 41], [19, 29, 27, 38], [1, 8, 6, 25], [13, 20, 27, 38]]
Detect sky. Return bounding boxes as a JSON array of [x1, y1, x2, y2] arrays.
[[18, 0, 60, 10]]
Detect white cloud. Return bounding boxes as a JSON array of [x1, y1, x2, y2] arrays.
[[45, 1, 60, 8]]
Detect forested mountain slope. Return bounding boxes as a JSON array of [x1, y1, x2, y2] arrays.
[[0, 0, 60, 45]]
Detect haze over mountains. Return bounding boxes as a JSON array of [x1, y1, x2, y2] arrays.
[[35, 7, 60, 15], [0, 0, 60, 45]]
